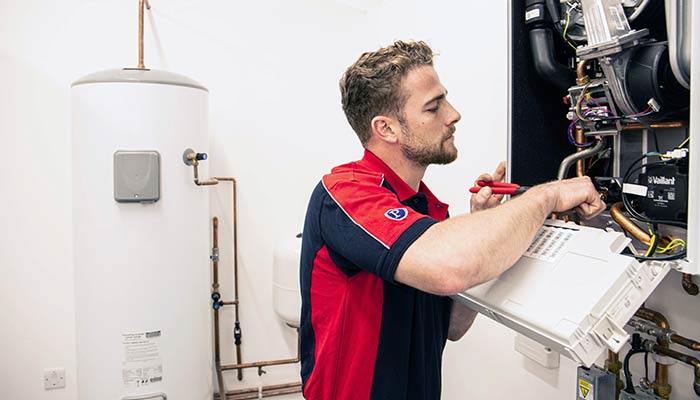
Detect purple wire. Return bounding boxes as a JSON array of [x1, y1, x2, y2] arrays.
[[567, 117, 595, 148]]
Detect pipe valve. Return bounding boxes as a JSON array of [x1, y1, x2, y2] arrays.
[[234, 322, 242, 346], [182, 148, 208, 166]]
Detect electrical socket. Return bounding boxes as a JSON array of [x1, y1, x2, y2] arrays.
[[44, 368, 65, 390]]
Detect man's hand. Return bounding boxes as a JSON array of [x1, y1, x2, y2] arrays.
[[470, 161, 506, 212], [531, 176, 606, 220]]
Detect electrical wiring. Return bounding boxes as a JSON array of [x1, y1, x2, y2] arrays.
[[658, 239, 686, 253], [628, 117, 661, 152], [572, 83, 659, 138], [624, 349, 648, 394], [562, 4, 578, 50], [618, 152, 688, 261], [645, 234, 658, 257], [567, 119, 596, 147], [678, 137, 690, 148], [621, 160, 687, 229]]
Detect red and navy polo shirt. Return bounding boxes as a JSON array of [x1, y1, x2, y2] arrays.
[[300, 150, 453, 400]]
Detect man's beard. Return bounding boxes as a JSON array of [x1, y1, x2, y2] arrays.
[[401, 125, 458, 167]]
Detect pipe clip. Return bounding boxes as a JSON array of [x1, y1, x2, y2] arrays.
[[211, 247, 220, 263]]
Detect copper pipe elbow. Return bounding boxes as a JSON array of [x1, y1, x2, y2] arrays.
[[610, 203, 651, 246], [576, 60, 590, 85]]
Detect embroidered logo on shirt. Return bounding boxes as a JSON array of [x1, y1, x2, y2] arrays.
[[384, 208, 408, 221]]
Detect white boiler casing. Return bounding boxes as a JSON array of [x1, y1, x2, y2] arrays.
[[71, 69, 213, 400]]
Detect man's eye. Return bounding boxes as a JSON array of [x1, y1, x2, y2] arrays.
[[427, 106, 439, 113]]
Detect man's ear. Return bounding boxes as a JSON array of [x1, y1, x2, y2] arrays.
[[370, 115, 400, 144]]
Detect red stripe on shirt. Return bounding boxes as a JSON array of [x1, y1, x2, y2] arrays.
[[304, 245, 383, 400], [323, 171, 428, 248]]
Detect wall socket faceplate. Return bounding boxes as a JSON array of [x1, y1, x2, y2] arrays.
[[44, 368, 65, 390]]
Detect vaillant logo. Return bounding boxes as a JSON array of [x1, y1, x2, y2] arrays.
[[648, 176, 676, 185], [384, 208, 408, 221]]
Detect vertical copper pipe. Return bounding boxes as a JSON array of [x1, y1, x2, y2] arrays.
[[215, 177, 243, 380], [635, 307, 672, 399], [213, 217, 227, 398], [138, 0, 145, 69], [651, 344, 700, 397], [573, 60, 589, 177], [605, 350, 624, 397], [575, 127, 585, 177]]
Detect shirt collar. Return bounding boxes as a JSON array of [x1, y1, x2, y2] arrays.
[[359, 150, 448, 211]]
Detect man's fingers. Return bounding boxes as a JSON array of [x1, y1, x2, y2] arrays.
[[474, 161, 507, 186], [474, 173, 493, 186], [470, 186, 492, 212], [493, 161, 506, 182], [476, 186, 492, 203]]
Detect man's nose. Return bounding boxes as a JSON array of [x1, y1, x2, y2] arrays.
[[446, 100, 461, 125]]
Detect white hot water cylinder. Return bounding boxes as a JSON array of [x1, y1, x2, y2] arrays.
[[72, 69, 213, 400]]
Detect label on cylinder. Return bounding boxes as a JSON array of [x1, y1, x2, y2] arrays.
[[121, 331, 163, 388]]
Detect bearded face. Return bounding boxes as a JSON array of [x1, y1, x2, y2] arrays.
[[400, 122, 458, 167]]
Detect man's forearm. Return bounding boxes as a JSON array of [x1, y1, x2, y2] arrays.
[[396, 184, 554, 295]]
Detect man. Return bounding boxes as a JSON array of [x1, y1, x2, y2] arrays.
[[299, 40, 604, 400]]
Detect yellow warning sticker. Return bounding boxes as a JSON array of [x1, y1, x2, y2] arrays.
[[578, 379, 594, 400]]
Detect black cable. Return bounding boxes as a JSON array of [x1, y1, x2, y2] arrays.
[[624, 349, 647, 394], [633, 251, 687, 261], [644, 352, 650, 382], [619, 156, 688, 260], [624, 334, 647, 394], [621, 159, 688, 229], [630, 117, 661, 153]]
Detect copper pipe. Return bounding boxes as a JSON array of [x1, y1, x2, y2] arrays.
[[682, 273, 699, 296], [215, 381, 302, 398], [213, 217, 221, 291], [670, 333, 700, 352], [221, 328, 300, 372], [214, 382, 303, 400], [225, 386, 302, 400], [576, 60, 590, 85], [610, 203, 651, 246], [185, 153, 247, 380], [214, 178, 240, 321], [650, 344, 700, 397], [622, 121, 688, 130], [221, 357, 301, 372], [605, 350, 624, 397], [636, 308, 670, 332], [575, 127, 585, 177], [214, 177, 243, 380], [222, 301, 239, 306], [137, 0, 147, 69], [191, 162, 219, 186], [636, 307, 672, 398], [213, 217, 227, 398]]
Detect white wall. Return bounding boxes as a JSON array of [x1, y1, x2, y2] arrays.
[[2, 1, 699, 399]]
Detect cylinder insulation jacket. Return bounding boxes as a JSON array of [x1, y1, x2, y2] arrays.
[[71, 69, 213, 400]]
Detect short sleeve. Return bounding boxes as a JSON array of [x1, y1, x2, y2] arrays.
[[320, 175, 437, 282]]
